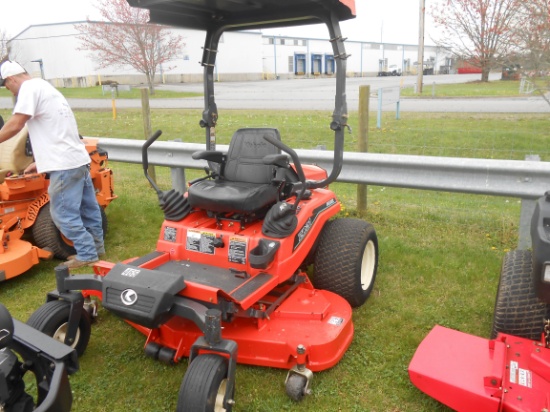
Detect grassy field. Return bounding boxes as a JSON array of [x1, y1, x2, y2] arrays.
[[0, 98, 548, 411], [0, 78, 528, 99], [3, 105, 548, 160], [400, 78, 524, 97], [0, 85, 200, 99]]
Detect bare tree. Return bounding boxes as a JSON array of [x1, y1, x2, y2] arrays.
[[508, 0, 550, 104], [75, 0, 184, 94], [1, 29, 10, 62], [431, 0, 520, 81]]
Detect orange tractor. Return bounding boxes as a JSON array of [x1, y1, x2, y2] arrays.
[[0, 115, 116, 281]]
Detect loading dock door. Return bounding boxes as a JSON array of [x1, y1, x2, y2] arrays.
[[295, 53, 306, 75], [325, 54, 335, 75], [311, 54, 322, 74]]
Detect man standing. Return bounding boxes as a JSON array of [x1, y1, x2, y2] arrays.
[[0, 60, 104, 269]]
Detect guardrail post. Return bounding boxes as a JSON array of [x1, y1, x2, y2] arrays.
[[170, 139, 187, 193], [357, 85, 369, 215]]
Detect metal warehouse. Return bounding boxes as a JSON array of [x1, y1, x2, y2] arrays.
[[7, 22, 451, 87]]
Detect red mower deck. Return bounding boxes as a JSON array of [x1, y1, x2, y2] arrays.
[[409, 325, 550, 412]]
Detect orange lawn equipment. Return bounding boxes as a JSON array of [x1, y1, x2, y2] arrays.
[[0, 116, 116, 281]]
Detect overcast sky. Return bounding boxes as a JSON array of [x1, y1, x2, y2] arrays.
[[3, 0, 439, 46]]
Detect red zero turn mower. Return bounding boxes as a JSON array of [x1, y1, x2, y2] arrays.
[[27, 0, 379, 410], [409, 192, 550, 411]]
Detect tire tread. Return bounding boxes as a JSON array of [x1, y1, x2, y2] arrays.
[[491, 249, 549, 339], [313, 218, 378, 307]]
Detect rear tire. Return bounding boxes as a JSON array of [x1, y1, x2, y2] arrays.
[[177, 354, 233, 412], [312, 218, 378, 308], [491, 249, 549, 339], [32, 203, 108, 260], [27, 300, 91, 356]]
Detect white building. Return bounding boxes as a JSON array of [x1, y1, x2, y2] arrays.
[[7, 22, 452, 87]]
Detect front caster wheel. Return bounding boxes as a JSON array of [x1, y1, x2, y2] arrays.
[[27, 300, 91, 356], [285, 373, 310, 402], [177, 354, 233, 412]]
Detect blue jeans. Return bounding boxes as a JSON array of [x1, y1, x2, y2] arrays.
[[48, 164, 104, 261]]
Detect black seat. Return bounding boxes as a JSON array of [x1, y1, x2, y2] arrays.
[[188, 128, 286, 215]]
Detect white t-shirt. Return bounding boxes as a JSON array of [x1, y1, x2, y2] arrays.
[[13, 78, 90, 173]]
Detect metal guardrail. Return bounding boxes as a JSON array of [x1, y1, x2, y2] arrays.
[[96, 137, 550, 248]]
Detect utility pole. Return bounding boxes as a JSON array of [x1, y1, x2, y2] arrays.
[[417, 0, 425, 94]]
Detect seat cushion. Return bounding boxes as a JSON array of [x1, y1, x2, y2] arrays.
[[188, 179, 279, 214]]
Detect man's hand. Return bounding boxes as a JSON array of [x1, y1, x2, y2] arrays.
[[23, 162, 37, 174]]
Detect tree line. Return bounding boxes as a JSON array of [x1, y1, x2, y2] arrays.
[[432, 0, 549, 99]]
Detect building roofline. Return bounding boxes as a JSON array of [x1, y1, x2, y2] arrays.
[[10, 20, 439, 49]]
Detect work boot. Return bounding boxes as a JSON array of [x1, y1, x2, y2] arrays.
[[62, 258, 99, 269], [67, 253, 105, 261]]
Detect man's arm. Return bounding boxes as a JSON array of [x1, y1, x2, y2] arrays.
[[0, 113, 31, 144]]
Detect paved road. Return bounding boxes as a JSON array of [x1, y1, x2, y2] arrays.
[[1, 73, 548, 113]]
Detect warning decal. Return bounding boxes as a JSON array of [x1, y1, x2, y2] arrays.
[[518, 368, 532, 388], [229, 236, 247, 264], [186, 230, 215, 255], [328, 316, 344, 326], [509, 361, 532, 388], [163, 226, 177, 242]]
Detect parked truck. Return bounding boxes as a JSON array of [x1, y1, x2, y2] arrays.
[[378, 64, 401, 76]]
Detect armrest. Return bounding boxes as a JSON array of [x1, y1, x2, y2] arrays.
[[263, 154, 289, 168], [192, 150, 225, 163]]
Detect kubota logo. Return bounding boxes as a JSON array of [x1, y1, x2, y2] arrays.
[[121, 289, 138, 306]]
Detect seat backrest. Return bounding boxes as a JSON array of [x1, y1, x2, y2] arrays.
[[0, 126, 34, 183], [223, 128, 281, 184]]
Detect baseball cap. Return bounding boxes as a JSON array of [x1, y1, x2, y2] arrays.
[[0, 61, 26, 86]]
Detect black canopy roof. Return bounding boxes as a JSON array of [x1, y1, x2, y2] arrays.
[[127, 0, 355, 31]]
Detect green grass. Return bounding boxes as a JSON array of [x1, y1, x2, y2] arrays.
[[400, 79, 523, 97], [369, 112, 550, 160], [0, 106, 543, 411], [0, 85, 200, 99], [0, 77, 528, 99], [58, 85, 201, 99], [3, 107, 547, 160]]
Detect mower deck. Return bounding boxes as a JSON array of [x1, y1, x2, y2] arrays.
[[0, 236, 52, 281], [409, 325, 550, 412], [130, 285, 353, 371]]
